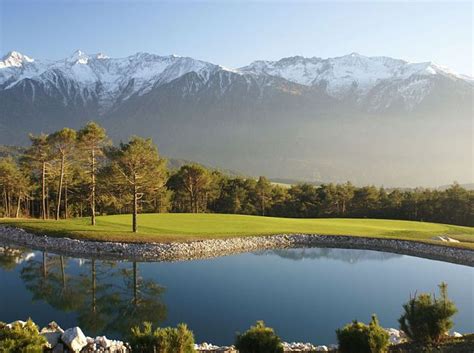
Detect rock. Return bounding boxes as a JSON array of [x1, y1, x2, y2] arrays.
[[96, 336, 112, 348], [452, 331, 463, 338], [52, 343, 65, 353], [42, 331, 62, 349], [315, 345, 328, 351], [42, 321, 64, 333], [61, 327, 88, 352], [41, 321, 64, 348], [6, 320, 26, 329], [385, 328, 406, 345]]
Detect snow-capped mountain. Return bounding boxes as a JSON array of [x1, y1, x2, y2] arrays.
[[0, 50, 233, 112], [239, 53, 471, 109], [0, 50, 472, 186], [1, 50, 471, 113]]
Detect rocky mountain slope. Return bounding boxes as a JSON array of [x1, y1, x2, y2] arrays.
[[0, 50, 472, 186]]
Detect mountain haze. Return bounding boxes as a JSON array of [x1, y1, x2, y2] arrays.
[[0, 50, 472, 186]]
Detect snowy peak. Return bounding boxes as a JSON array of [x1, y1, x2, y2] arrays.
[[0, 51, 34, 68], [66, 50, 91, 64], [241, 56, 323, 86], [0, 50, 471, 113], [0, 50, 239, 111], [240, 54, 471, 98]]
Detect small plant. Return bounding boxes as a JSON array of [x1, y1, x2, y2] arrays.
[[235, 320, 284, 353], [0, 318, 47, 353], [398, 282, 457, 344], [129, 321, 195, 353], [336, 315, 389, 353]]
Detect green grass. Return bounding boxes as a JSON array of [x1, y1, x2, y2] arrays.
[[0, 214, 473, 248]]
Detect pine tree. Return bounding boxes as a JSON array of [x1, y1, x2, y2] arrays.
[[108, 137, 166, 232], [47, 128, 77, 220], [25, 134, 51, 219], [77, 122, 110, 225]]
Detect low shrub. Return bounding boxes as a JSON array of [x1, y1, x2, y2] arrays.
[[398, 282, 457, 344], [0, 319, 47, 353], [129, 322, 195, 353], [235, 320, 284, 353], [336, 315, 389, 353]]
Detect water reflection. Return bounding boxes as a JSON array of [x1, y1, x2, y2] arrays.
[[0, 244, 471, 345], [257, 248, 401, 263], [16, 250, 167, 338], [0, 246, 35, 271]]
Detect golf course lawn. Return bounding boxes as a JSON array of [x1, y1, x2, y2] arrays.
[[1, 214, 473, 248]]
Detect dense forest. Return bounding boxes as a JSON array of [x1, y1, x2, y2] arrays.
[[0, 122, 472, 228]]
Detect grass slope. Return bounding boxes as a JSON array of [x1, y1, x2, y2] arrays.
[[1, 214, 473, 248]]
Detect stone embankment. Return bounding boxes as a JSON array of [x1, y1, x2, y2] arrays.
[[0, 226, 472, 266]]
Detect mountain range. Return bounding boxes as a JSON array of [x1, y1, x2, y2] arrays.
[[0, 50, 472, 186]]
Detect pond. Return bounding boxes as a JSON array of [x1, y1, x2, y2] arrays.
[[0, 245, 472, 346]]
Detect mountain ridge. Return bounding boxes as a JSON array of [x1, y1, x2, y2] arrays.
[[1, 49, 471, 111]]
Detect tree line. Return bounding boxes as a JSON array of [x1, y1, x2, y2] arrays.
[[0, 122, 472, 230]]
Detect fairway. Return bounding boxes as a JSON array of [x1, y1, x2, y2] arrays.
[[1, 214, 473, 248]]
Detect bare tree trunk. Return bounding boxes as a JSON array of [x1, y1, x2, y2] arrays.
[[132, 183, 138, 233], [91, 149, 96, 225], [46, 185, 50, 219], [15, 194, 21, 218], [64, 178, 68, 219], [56, 155, 65, 220], [42, 162, 47, 220]]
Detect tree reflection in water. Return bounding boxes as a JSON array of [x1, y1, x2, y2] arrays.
[[0, 246, 35, 271], [18, 252, 167, 338]]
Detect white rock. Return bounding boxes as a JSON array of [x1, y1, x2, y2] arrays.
[[40, 322, 64, 348], [96, 335, 112, 348], [6, 320, 26, 329], [61, 327, 88, 352]]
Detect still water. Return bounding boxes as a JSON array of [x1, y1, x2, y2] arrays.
[[0, 245, 472, 345]]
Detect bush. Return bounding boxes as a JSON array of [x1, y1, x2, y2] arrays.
[[129, 322, 195, 353], [398, 282, 457, 344], [336, 315, 389, 353], [235, 321, 284, 353], [0, 319, 47, 353]]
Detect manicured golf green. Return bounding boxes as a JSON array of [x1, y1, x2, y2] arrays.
[[1, 214, 473, 248]]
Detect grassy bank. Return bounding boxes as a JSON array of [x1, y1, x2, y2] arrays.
[[0, 214, 473, 248]]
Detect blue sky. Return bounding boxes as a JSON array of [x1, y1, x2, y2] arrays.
[[1, 1, 472, 75]]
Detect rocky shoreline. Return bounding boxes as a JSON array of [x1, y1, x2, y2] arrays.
[[0, 226, 472, 266], [5, 319, 414, 352]]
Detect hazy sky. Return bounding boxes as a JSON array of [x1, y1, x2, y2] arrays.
[[1, 1, 472, 75]]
